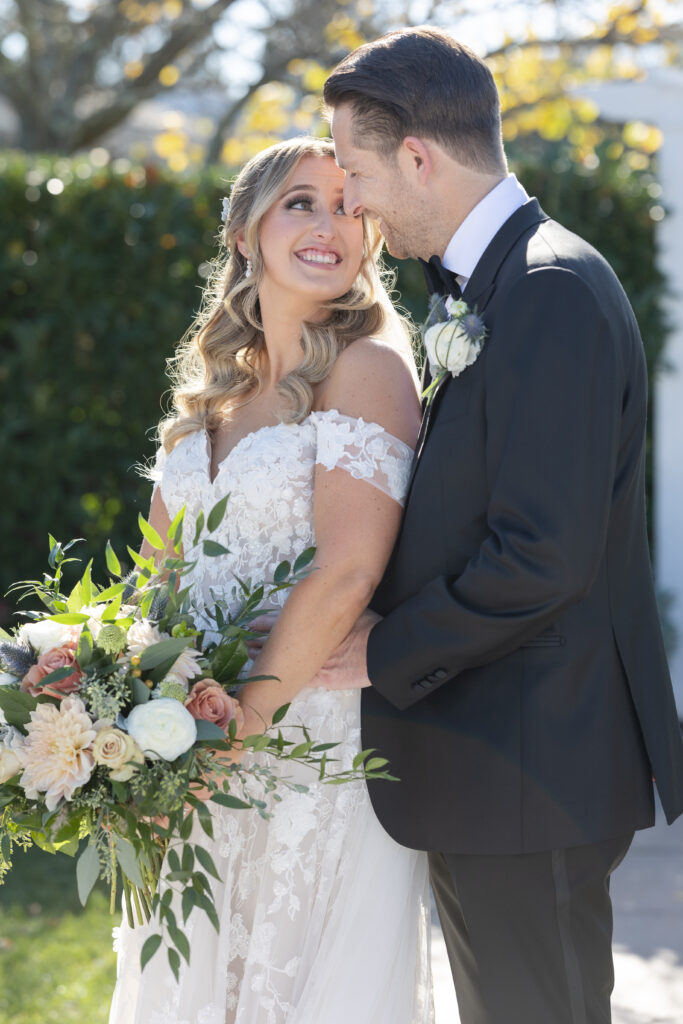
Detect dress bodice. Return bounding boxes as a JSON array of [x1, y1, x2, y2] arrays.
[[151, 410, 414, 629]]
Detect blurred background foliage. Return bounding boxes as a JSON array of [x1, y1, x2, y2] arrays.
[[0, 4, 679, 1021], [0, 129, 667, 624]]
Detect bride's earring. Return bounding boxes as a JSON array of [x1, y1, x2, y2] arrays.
[[245, 257, 253, 278]]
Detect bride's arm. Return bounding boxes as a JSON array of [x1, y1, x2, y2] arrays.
[[238, 337, 420, 734]]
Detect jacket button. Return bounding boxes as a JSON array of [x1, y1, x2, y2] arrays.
[[434, 668, 448, 680]]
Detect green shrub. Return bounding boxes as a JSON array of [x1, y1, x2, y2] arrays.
[[0, 145, 667, 623]]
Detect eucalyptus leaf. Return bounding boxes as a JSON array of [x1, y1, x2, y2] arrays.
[[194, 720, 226, 741], [207, 494, 229, 533], [293, 547, 316, 574], [193, 509, 205, 547], [202, 540, 230, 558], [140, 934, 162, 973], [114, 836, 144, 887], [76, 843, 100, 906], [210, 792, 251, 810]]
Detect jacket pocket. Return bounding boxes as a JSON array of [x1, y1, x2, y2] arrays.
[[522, 632, 566, 648]]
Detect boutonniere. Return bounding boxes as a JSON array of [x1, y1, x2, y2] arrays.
[[421, 294, 487, 403]]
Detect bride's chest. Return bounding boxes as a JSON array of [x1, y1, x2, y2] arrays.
[[160, 425, 317, 540]]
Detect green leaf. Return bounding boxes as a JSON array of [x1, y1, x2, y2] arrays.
[[208, 639, 247, 684], [168, 923, 191, 965], [105, 540, 122, 577], [48, 612, 89, 625], [202, 539, 230, 558], [168, 506, 185, 550], [0, 688, 38, 728], [365, 757, 389, 772], [167, 945, 181, 982], [210, 792, 251, 810], [193, 509, 205, 547], [194, 720, 226, 741], [273, 560, 291, 584], [80, 559, 93, 606], [76, 625, 93, 666], [101, 592, 123, 622], [138, 637, 192, 672], [93, 582, 126, 603], [182, 886, 195, 925], [140, 933, 162, 973], [195, 845, 221, 882], [138, 512, 165, 551], [181, 844, 195, 872], [38, 666, 76, 688], [195, 799, 214, 840], [293, 546, 316, 574], [167, 848, 181, 873], [132, 677, 152, 704], [66, 579, 83, 613], [207, 494, 229, 533], [352, 748, 375, 771], [114, 836, 144, 887], [126, 546, 156, 573], [290, 742, 312, 758], [271, 703, 290, 726], [179, 813, 193, 841], [76, 843, 100, 907]]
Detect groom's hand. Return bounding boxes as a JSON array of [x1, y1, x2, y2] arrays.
[[309, 609, 380, 690]]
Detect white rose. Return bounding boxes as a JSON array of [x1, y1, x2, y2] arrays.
[[18, 619, 71, 655], [424, 320, 482, 379], [0, 726, 24, 783], [125, 698, 197, 761]]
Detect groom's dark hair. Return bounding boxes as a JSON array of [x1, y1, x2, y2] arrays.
[[324, 27, 505, 173]]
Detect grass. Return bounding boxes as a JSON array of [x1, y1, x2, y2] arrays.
[[0, 846, 116, 1024]]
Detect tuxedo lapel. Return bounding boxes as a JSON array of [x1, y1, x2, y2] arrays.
[[406, 199, 548, 497]]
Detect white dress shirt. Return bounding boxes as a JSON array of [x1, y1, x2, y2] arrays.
[[442, 173, 529, 290]]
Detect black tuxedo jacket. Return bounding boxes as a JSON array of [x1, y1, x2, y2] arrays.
[[364, 198, 683, 855]]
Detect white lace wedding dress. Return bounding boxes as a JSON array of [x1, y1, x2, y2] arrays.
[[108, 409, 434, 1024]]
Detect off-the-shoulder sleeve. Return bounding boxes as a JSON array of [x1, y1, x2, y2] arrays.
[[311, 409, 415, 506]]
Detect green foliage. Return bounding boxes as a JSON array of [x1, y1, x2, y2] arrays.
[[0, 142, 668, 628], [0, 152, 227, 623]]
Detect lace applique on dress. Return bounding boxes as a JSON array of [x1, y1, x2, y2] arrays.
[[311, 409, 414, 505]]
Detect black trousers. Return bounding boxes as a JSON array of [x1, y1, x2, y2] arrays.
[[429, 834, 634, 1024]]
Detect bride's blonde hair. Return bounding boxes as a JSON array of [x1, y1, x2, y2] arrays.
[[158, 136, 409, 452]]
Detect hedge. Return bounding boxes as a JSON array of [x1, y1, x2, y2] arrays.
[[0, 144, 667, 623]]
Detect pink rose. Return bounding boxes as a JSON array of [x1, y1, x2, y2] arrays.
[[21, 641, 83, 699], [185, 679, 244, 734]]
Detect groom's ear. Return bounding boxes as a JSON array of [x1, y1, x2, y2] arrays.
[[399, 137, 433, 184]]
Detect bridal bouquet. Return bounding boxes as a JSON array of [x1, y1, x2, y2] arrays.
[[0, 499, 392, 977]]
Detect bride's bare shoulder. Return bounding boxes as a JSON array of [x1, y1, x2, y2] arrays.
[[317, 335, 421, 447]]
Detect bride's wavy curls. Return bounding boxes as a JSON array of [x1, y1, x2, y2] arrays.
[[160, 136, 404, 452]]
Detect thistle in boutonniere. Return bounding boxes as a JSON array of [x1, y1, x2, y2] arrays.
[[421, 293, 487, 403]]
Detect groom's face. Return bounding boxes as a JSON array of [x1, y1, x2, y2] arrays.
[[331, 105, 417, 260]]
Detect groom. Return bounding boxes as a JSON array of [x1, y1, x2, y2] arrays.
[[318, 26, 683, 1024]]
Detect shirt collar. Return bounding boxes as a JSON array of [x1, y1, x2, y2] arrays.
[[442, 173, 529, 286]]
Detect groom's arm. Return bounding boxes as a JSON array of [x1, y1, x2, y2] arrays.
[[367, 266, 637, 710]]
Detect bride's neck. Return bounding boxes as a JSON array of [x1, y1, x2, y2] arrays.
[[258, 288, 319, 387]]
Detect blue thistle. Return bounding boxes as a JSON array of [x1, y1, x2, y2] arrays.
[[0, 640, 35, 677], [460, 312, 486, 343]]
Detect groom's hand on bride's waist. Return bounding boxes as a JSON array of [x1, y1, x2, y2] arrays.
[[309, 610, 379, 691]]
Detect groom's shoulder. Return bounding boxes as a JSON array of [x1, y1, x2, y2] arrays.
[[513, 212, 623, 300]]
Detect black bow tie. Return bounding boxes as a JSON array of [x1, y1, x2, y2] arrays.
[[421, 254, 463, 301]]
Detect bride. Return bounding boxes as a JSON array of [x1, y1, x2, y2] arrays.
[[108, 136, 433, 1024]]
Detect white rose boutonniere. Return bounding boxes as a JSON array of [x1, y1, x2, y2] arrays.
[[422, 294, 487, 403]]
